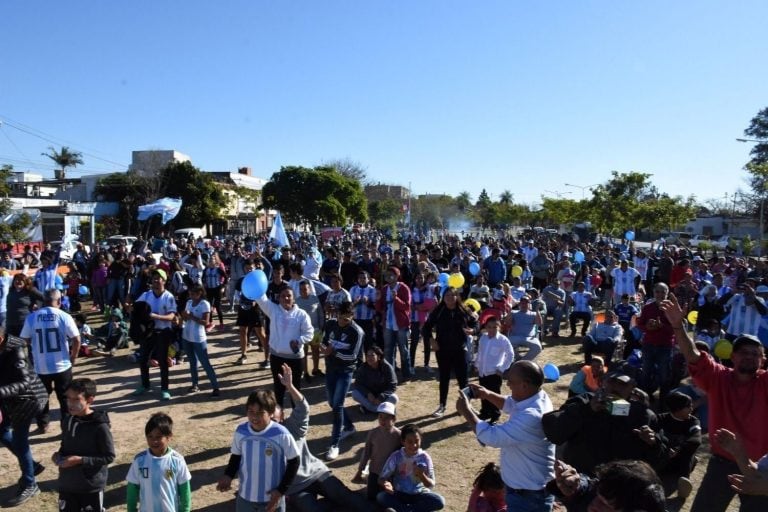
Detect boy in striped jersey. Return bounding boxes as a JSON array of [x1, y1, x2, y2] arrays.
[[217, 390, 300, 512], [126, 413, 191, 512]]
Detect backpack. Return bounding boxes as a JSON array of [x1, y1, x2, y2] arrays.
[[129, 301, 154, 344]]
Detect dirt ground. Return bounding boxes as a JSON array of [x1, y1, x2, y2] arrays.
[[0, 304, 736, 512]]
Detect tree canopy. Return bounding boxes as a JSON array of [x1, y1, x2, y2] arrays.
[[0, 165, 32, 241], [261, 165, 367, 228], [42, 146, 83, 179]]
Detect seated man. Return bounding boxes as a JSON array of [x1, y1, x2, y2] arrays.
[[582, 310, 623, 366], [542, 368, 669, 476], [568, 356, 606, 397], [503, 295, 543, 361]]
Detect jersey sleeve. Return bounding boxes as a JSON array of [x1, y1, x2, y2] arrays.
[[125, 455, 141, 485], [175, 455, 192, 485]]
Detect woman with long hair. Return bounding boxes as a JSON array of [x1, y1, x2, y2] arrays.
[[5, 274, 44, 337], [422, 286, 477, 417]]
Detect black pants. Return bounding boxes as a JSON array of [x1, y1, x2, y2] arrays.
[[409, 321, 431, 367], [270, 354, 303, 408], [59, 491, 103, 512], [37, 369, 73, 430], [356, 318, 374, 350], [206, 286, 224, 324], [139, 329, 174, 391], [436, 349, 468, 407], [478, 374, 502, 422], [569, 311, 592, 336]]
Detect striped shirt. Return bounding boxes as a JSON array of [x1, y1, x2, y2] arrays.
[[126, 448, 191, 512], [34, 262, 60, 292], [230, 421, 299, 503], [571, 291, 594, 313], [350, 285, 377, 321], [725, 294, 764, 337], [20, 306, 79, 375], [385, 285, 399, 331], [611, 267, 640, 297], [203, 265, 226, 289]]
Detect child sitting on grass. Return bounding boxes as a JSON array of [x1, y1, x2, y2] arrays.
[[377, 424, 445, 511]]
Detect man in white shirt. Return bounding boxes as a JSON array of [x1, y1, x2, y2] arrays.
[[456, 361, 555, 511]]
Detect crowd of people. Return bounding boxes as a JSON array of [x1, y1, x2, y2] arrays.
[[1, 227, 768, 511]]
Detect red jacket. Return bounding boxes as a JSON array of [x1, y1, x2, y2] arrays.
[[376, 282, 411, 330]]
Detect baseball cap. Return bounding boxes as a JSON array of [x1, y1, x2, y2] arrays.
[[152, 269, 167, 280], [376, 402, 396, 416]]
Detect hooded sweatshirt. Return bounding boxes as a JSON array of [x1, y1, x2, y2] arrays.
[[58, 409, 116, 493]]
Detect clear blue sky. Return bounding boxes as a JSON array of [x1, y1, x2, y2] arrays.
[[1, 1, 766, 206]]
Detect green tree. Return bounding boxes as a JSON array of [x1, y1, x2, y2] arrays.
[[95, 172, 153, 234], [322, 157, 369, 185], [0, 165, 32, 241], [744, 107, 768, 166], [159, 161, 227, 229], [42, 146, 83, 180], [261, 166, 367, 229], [368, 198, 402, 228], [456, 191, 472, 212], [499, 190, 513, 204]]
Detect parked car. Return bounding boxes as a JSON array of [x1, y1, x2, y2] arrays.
[[105, 235, 137, 251], [688, 235, 711, 248], [712, 235, 741, 253]]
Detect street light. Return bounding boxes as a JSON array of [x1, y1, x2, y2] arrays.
[[564, 183, 600, 199], [544, 190, 572, 199]]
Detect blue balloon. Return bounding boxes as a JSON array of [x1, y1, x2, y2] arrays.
[[574, 251, 585, 263], [438, 272, 450, 286], [625, 230, 635, 241], [78, 285, 89, 296], [242, 269, 268, 300], [469, 261, 481, 276], [543, 363, 560, 381]]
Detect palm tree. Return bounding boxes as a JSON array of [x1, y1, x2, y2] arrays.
[[499, 190, 513, 204], [456, 191, 472, 212], [42, 146, 83, 180]]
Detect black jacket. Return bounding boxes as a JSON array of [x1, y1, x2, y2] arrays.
[[58, 409, 116, 493], [542, 392, 669, 476], [0, 335, 48, 429]]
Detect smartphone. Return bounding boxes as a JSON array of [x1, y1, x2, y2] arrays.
[[461, 386, 475, 399]]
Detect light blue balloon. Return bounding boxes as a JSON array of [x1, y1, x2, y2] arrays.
[[78, 285, 89, 296], [438, 272, 449, 286], [625, 230, 635, 241], [469, 261, 481, 276], [543, 363, 560, 381], [574, 251, 585, 263], [242, 269, 268, 300]]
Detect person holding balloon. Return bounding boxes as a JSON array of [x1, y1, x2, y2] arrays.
[[255, 278, 314, 409]]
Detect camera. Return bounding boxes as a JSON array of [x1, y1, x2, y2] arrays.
[[461, 386, 476, 399]]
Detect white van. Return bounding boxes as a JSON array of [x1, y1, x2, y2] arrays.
[[174, 228, 205, 240]]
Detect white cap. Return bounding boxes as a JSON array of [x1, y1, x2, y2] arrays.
[[376, 402, 396, 416]]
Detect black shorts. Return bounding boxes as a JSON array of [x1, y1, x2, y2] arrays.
[[236, 307, 263, 327], [59, 491, 103, 512]]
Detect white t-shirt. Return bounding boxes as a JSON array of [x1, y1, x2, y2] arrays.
[[20, 306, 79, 375], [182, 299, 211, 343], [137, 290, 177, 330]]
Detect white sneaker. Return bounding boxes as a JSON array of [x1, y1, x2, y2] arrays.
[[432, 405, 446, 418], [326, 445, 339, 460]]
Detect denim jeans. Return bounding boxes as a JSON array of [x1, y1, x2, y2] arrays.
[[106, 278, 125, 307], [236, 494, 284, 512], [350, 388, 399, 413], [384, 327, 412, 380], [505, 487, 554, 512], [325, 369, 354, 446], [640, 344, 673, 397], [0, 407, 36, 487], [690, 455, 768, 512], [184, 340, 219, 389], [582, 335, 618, 365], [376, 490, 445, 512]]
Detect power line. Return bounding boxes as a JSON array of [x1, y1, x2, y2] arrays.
[[0, 115, 129, 169]]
